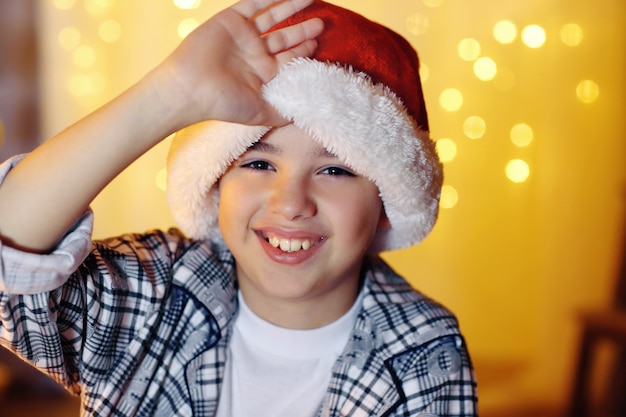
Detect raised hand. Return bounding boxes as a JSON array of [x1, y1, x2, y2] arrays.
[[159, 0, 324, 127]]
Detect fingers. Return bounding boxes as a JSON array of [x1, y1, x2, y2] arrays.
[[253, 0, 314, 34], [273, 38, 318, 65], [264, 17, 323, 54], [233, 0, 314, 33]]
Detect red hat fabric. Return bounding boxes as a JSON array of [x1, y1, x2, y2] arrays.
[[269, 0, 429, 132], [167, 0, 443, 252]]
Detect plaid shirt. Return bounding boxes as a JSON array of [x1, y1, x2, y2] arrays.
[[0, 158, 477, 417]]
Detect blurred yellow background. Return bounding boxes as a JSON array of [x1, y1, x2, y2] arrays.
[[12, 0, 626, 414]]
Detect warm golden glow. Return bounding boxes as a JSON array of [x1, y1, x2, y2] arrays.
[[439, 185, 459, 209], [473, 56, 497, 81], [67, 74, 91, 98], [99, 19, 122, 43], [406, 13, 429, 36], [510, 123, 533, 147], [436, 138, 457, 162], [576, 79, 600, 103], [522, 24, 547, 48], [58, 27, 82, 50], [439, 88, 463, 111], [493, 67, 516, 91], [35, 2, 626, 412], [505, 159, 530, 183], [419, 63, 430, 83], [458, 38, 481, 62], [493, 20, 517, 44], [463, 116, 486, 139]]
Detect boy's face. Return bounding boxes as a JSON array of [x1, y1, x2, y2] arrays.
[[218, 124, 386, 328]]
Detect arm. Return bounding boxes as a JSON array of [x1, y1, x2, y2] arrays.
[[0, 0, 322, 253]]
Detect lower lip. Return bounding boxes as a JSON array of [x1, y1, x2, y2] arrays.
[[258, 236, 323, 265]]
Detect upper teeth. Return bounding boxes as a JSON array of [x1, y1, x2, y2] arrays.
[[269, 236, 312, 252]]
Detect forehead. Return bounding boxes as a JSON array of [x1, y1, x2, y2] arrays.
[[246, 140, 336, 159], [245, 126, 338, 159]]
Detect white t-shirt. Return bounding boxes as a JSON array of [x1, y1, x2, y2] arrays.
[[215, 292, 362, 417]]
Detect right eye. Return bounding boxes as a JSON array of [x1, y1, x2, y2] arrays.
[[241, 160, 274, 171]]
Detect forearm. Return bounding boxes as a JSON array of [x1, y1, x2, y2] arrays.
[[0, 66, 187, 253]]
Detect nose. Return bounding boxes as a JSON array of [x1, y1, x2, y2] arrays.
[[268, 174, 317, 220]]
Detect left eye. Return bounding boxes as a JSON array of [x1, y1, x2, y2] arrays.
[[320, 166, 355, 177]]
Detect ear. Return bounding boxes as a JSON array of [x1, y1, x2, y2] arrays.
[[377, 208, 391, 229]]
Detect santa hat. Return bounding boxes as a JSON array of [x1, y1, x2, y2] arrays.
[[166, 0, 443, 252]]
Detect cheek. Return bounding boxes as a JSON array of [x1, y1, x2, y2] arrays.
[[326, 185, 384, 241], [217, 177, 256, 236]]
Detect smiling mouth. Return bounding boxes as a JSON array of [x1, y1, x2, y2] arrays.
[[262, 234, 325, 253]]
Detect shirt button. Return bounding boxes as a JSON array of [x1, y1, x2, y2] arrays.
[[427, 344, 461, 377]]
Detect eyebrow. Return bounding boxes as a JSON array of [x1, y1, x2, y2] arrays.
[[248, 141, 281, 155], [248, 141, 337, 158]]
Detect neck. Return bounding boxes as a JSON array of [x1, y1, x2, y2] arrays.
[[237, 278, 362, 330]]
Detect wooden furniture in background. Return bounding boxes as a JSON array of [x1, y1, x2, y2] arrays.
[[0, 0, 40, 160], [568, 214, 626, 417]]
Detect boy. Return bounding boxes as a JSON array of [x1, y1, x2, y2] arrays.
[[0, 0, 478, 415]]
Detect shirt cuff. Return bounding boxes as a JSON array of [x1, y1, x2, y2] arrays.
[[0, 154, 94, 294]]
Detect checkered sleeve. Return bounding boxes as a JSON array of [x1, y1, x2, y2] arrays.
[[0, 228, 193, 395], [0, 211, 94, 295]]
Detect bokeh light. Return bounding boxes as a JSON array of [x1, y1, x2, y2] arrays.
[[436, 138, 458, 162], [72, 45, 97, 69], [440, 185, 459, 209], [406, 13, 429, 36], [67, 72, 106, 97], [522, 25, 547, 48], [173, 0, 202, 9], [463, 116, 486, 139], [84, 0, 113, 16], [156, 168, 168, 191], [473, 56, 497, 81], [493, 20, 517, 44], [58, 27, 82, 50], [510, 123, 534, 147], [99, 20, 122, 43], [561, 23, 584, 46], [458, 38, 481, 61], [178, 18, 200, 39], [439, 88, 464, 111], [576, 79, 599, 103], [506, 159, 530, 183]]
